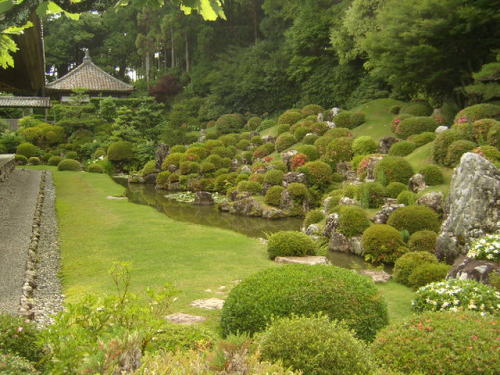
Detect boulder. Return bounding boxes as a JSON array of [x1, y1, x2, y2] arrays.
[[372, 203, 405, 224], [447, 256, 499, 286], [154, 143, 169, 169], [228, 190, 252, 202], [338, 197, 359, 206], [358, 270, 391, 283], [305, 224, 321, 235], [417, 191, 444, 215], [436, 153, 500, 263], [240, 165, 252, 174], [167, 164, 177, 173], [350, 236, 364, 256], [128, 174, 144, 184], [166, 313, 207, 325], [275, 256, 330, 265], [194, 191, 214, 205], [283, 172, 306, 186], [435, 125, 449, 134], [262, 136, 276, 144], [222, 197, 263, 217], [379, 137, 400, 154], [364, 155, 385, 181], [143, 173, 157, 185], [408, 173, 427, 193], [337, 161, 357, 182], [323, 213, 340, 238], [262, 206, 287, 219], [281, 149, 298, 170], [328, 232, 351, 253]]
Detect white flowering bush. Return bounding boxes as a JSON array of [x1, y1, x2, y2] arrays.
[[466, 233, 500, 262], [412, 279, 500, 315]]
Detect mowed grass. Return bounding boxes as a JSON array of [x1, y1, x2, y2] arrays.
[[351, 98, 404, 140]]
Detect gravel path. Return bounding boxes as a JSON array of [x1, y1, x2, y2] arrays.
[[0, 169, 41, 314]]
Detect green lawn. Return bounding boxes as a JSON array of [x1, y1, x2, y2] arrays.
[[351, 98, 404, 140]]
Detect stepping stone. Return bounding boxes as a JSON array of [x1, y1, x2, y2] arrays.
[[106, 195, 127, 200], [190, 298, 225, 310], [166, 313, 206, 325], [274, 256, 330, 265], [358, 269, 391, 283]]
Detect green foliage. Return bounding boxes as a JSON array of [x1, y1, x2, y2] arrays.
[[170, 145, 187, 153], [408, 131, 435, 147], [48, 155, 63, 166], [267, 231, 317, 260], [337, 205, 371, 237], [220, 265, 388, 341], [0, 353, 39, 375], [408, 263, 450, 289], [28, 156, 40, 165], [57, 159, 81, 171], [387, 205, 440, 234], [375, 156, 414, 185], [258, 315, 375, 375], [325, 127, 352, 139], [487, 121, 500, 148], [445, 139, 476, 166], [433, 129, 463, 165], [361, 224, 406, 264], [245, 116, 262, 130], [357, 182, 386, 208], [388, 141, 416, 156], [141, 160, 157, 176], [286, 183, 309, 202], [325, 137, 353, 166], [303, 209, 325, 228], [161, 152, 186, 170], [296, 144, 319, 161], [277, 124, 291, 135], [471, 119, 498, 144], [263, 169, 284, 186], [300, 161, 332, 189], [0, 314, 43, 362], [107, 141, 135, 161], [65, 151, 78, 160], [393, 251, 438, 286], [418, 165, 444, 185], [14, 154, 27, 165], [278, 110, 303, 125], [303, 133, 319, 144], [15, 142, 39, 158], [236, 180, 262, 195], [88, 164, 104, 174], [352, 136, 377, 155], [386, 182, 407, 199], [454, 103, 500, 123], [401, 102, 433, 117], [333, 112, 366, 129], [302, 104, 324, 116], [408, 230, 437, 253], [371, 311, 499, 375], [253, 143, 275, 159], [18, 122, 65, 148], [264, 186, 284, 207], [394, 117, 438, 139], [216, 114, 245, 134], [275, 132, 297, 152]]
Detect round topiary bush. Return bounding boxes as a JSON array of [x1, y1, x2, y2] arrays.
[[258, 315, 374, 375], [394, 117, 438, 139], [87, 163, 104, 173], [277, 124, 291, 135], [253, 143, 275, 159], [388, 141, 416, 156], [107, 141, 134, 161], [433, 129, 463, 165], [265, 185, 284, 206], [65, 151, 78, 160], [267, 231, 317, 259], [408, 230, 437, 253], [445, 139, 477, 166], [170, 145, 187, 153], [396, 190, 416, 205], [357, 182, 386, 208], [374, 156, 414, 185], [393, 251, 438, 286], [57, 159, 81, 171], [407, 263, 450, 289], [48, 155, 62, 166], [0, 314, 43, 361], [14, 154, 27, 165], [303, 209, 324, 228], [386, 182, 408, 199], [325, 137, 353, 166], [371, 311, 499, 375], [361, 224, 406, 264], [245, 116, 262, 130], [337, 205, 371, 237], [301, 104, 324, 116], [324, 127, 352, 139], [220, 265, 388, 341], [293, 126, 308, 141], [473, 145, 500, 163], [487, 122, 500, 148], [471, 118, 498, 143], [28, 156, 40, 165], [408, 131, 435, 147], [278, 110, 303, 126], [454, 103, 500, 123], [216, 113, 245, 133], [264, 169, 284, 186], [275, 132, 296, 152], [296, 144, 319, 161], [300, 160, 332, 189], [352, 136, 378, 155], [333, 112, 366, 129], [303, 133, 319, 144], [387, 205, 440, 234], [236, 180, 262, 195], [16, 142, 39, 158], [418, 165, 444, 185], [401, 101, 433, 116]]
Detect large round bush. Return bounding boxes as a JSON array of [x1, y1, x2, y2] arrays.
[[487, 122, 500, 148], [393, 251, 438, 286], [387, 205, 440, 234], [395, 117, 438, 139], [15, 142, 39, 158], [337, 205, 371, 237], [472, 118, 498, 143], [433, 129, 463, 165], [259, 315, 374, 375], [301, 104, 324, 116], [407, 263, 450, 289], [216, 113, 245, 133], [409, 131, 435, 147], [454, 103, 500, 123], [220, 265, 388, 341], [267, 231, 317, 260], [303, 209, 325, 228], [401, 101, 433, 116], [418, 165, 444, 185], [296, 144, 319, 161], [325, 137, 353, 166], [333, 112, 366, 129], [264, 186, 284, 206], [396, 190, 416, 205], [253, 143, 275, 158], [445, 139, 476, 166], [107, 141, 134, 161], [263, 169, 284, 186], [48, 155, 63, 166], [385, 182, 407, 198], [408, 230, 437, 252], [388, 140, 416, 156], [353, 136, 378, 155], [374, 156, 414, 185], [371, 311, 499, 375], [278, 110, 302, 125], [275, 132, 296, 152], [358, 182, 386, 208], [300, 160, 332, 188], [57, 159, 81, 171], [362, 224, 406, 264]]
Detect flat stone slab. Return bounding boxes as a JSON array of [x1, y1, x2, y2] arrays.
[[166, 313, 207, 325], [358, 270, 391, 283], [190, 298, 225, 310], [106, 195, 127, 200], [275, 256, 330, 265]]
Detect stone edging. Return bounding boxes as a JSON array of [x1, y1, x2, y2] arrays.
[[0, 155, 15, 182], [18, 170, 47, 319]]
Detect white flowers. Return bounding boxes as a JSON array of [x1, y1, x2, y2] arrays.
[[466, 234, 500, 262]]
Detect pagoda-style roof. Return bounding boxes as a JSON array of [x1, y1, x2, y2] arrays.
[[46, 51, 133, 94], [0, 96, 51, 108]]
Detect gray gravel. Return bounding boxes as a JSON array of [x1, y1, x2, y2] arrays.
[[0, 169, 41, 314]]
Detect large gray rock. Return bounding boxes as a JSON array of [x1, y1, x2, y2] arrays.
[[372, 203, 405, 224], [364, 155, 385, 181], [283, 172, 306, 186], [328, 232, 351, 253], [417, 191, 445, 215], [155, 144, 169, 170], [408, 173, 427, 193], [379, 137, 400, 154], [436, 153, 500, 263], [194, 191, 214, 205], [281, 150, 298, 170], [447, 256, 499, 286], [323, 213, 340, 238]]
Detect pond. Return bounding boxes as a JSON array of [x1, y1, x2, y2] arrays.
[[115, 178, 384, 272]]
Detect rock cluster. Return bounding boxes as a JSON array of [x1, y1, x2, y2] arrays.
[[447, 256, 499, 285]]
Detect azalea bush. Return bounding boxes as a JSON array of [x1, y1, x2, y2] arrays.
[[412, 279, 500, 315], [466, 233, 500, 262]]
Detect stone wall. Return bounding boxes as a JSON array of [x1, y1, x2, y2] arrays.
[[0, 154, 15, 182]]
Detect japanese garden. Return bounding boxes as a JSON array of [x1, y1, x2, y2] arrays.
[[0, 0, 498, 374]]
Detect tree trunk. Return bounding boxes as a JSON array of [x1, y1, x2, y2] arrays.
[[253, 0, 259, 43], [145, 53, 150, 88], [185, 32, 190, 73], [170, 25, 175, 68]]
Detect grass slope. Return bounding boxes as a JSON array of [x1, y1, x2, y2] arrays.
[[351, 98, 404, 140]]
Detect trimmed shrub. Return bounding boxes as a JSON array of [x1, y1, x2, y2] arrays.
[[277, 124, 290, 135], [253, 143, 274, 159], [390, 114, 413, 133], [401, 101, 433, 116], [65, 151, 78, 160], [236, 139, 250, 151], [303, 133, 319, 144], [409, 131, 435, 147], [259, 315, 374, 375], [387, 205, 440, 234], [371, 311, 499, 375], [187, 145, 210, 159], [408, 263, 450, 288], [454, 103, 500, 123], [375, 156, 414, 185], [324, 127, 352, 139], [471, 118, 497, 144], [15, 142, 39, 158], [162, 152, 186, 170], [267, 231, 317, 259], [220, 265, 388, 341], [88, 163, 104, 173], [386, 182, 407, 198], [389, 105, 401, 114], [418, 165, 444, 185], [0, 314, 43, 361], [156, 171, 171, 187], [0, 353, 39, 375], [293, 126, 308, 141], [408, 230, 437, 253], [57, 159, 81, 171], [303, 209, 325, 228], [107, 141, 134, 161], [357, 182, 386, 208], [473, 145, 500, 163], [396, 190, 416, 205], [333, 111, 366, 129], [362, 224, 406, 264], [433, 129, 463, 165], [216, 113, 245, 133], [445, 139, 476, 166], [487, 122, 500, 147], [325, 137, 353, 166], [337, 205, 371, 237], [237, 180, 262, 194], [296, 144, 319, 161], [275, 132, 296, 152], [245, 116, 262, 130], [388, 141, 416, 156], [395, 117, 438, 139], [263, 169, 284, 186], [300, 161, 332, 188], [48, 155, 62, 166], [200, 161, 216, 174], [141, 160, 157, 176], [28, 156, 40, 165], [170, 145, 186, 153], [265, 186, 284, 206], [301, 104, 324, 116], [393, 251, 438, 286], [353, 136, 378, 155], [278, 110, 302, 125], [286, 183, 309, 202]]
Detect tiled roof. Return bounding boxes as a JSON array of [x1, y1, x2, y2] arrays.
[[0, 96, 51, 108], [45, 52, 133, 93]]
